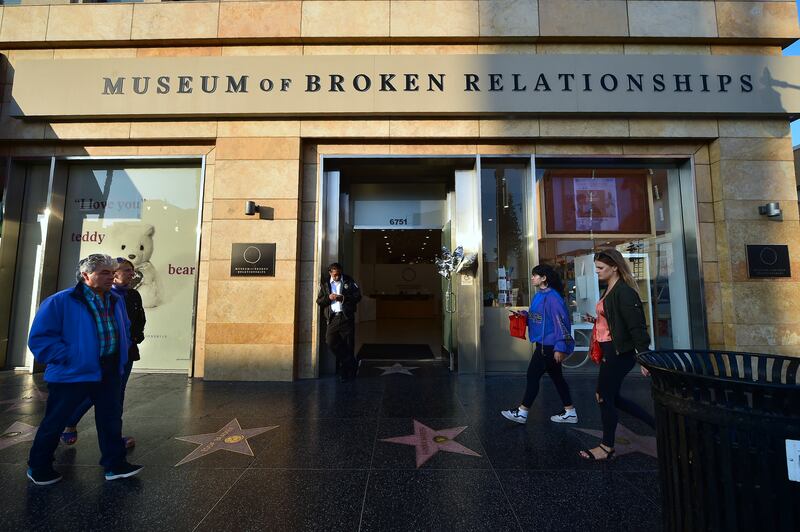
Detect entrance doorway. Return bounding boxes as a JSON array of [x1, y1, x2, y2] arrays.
[[353, 229, 443, 362], [318, 156, 481, 374]]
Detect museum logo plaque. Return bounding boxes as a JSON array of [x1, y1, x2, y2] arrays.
[[231, 243, 276, 277], [746, 244, 791, 278]]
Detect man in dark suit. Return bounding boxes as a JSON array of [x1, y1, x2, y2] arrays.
[[316, 262, 362, 382]]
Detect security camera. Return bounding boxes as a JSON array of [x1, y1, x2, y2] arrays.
[[244, 200, 257, 216]]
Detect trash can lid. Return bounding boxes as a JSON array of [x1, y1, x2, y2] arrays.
[[637, 349, 800, 388]]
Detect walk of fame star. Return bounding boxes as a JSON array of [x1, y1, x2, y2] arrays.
[[0, 421, 38, 452], [380, 419, 481, 468], [174, 418, 278, 466], [0, 388, 48, 412], [573, 424, 658, 458], [376, 363, 418, 376]]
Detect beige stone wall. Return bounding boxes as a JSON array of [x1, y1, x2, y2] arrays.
[[708, 122, 800, 356], [0, 1, 797, 45], [201, 136, 302, 381]]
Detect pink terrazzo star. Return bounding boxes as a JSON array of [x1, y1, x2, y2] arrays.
[[573, 424, 658, 458], [0, 421, 38, 452], [380, 419, 482, 468], [0, 388, 48, 412]]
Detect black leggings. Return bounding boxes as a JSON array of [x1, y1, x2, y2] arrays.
[[521, 344, 573, 408], [597, 341, 656, 447]]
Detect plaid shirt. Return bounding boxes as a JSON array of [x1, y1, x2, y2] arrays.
[[81, 283, 118, 357]]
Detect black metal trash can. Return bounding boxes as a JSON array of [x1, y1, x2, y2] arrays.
[[637, 350, 800, 532]]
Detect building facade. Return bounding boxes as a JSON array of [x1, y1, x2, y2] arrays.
[[0, 0, 799, 381]]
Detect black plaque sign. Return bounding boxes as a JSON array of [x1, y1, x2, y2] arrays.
[[746, 245, 791, 278], [231, 243, 276, 277]]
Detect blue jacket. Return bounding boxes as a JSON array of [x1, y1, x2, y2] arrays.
[[28, 283, 131, 383], [525, 288, 574, 354]]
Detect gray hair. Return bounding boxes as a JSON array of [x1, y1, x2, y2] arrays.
[[75, 253, 117, 282]]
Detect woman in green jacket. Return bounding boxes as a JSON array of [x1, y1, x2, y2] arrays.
[[579, 249, 655, 461]]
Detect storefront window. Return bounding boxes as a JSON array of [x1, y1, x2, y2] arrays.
[[481, 161, 530, 308], [536, 164, 692, 352], [479, 159, 536, 372], [57, 163, 203, 372]]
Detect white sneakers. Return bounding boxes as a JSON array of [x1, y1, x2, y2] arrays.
[[501, 408, 528, 424], [501, 407, 578, 424], [550, 409, 578, 424]]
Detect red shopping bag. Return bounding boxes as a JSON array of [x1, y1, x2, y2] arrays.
[[508, 311, 527, 340], [589, 325, 603, 364]]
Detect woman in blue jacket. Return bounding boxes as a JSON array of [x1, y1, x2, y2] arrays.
[[501, 264, 577, 425]]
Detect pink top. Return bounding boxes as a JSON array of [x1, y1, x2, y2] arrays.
[[595, 299, 612, 342]]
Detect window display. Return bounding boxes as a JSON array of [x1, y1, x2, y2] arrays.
[[537, 166, 691, 353], [543, 169, 652, 236], [57, 163, 203, 372]]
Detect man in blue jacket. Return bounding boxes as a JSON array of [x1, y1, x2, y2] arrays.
[[26, 254, 143, 485]]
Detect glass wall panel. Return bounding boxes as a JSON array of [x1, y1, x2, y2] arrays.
[[481, 162, 530, 308], [480, 160, 534, 371], [7, 163, 52, 369], [58, 163, 202, 372], [536, 164, 693, 364]]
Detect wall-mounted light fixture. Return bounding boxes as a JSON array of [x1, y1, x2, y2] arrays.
[[244, 200, 274, 220], [758, 202, 783, 221]]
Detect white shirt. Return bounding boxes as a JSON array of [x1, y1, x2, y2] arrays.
[[330, 277, 343, 313]]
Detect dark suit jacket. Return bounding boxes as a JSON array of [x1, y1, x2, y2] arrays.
[[316, 274, 362, 322]]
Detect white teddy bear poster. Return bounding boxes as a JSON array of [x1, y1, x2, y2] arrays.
[[56, 165, 203, 372], [105, 222, 163, 308]]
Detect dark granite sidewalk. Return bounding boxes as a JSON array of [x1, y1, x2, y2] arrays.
[[0, 361, 661, 532]]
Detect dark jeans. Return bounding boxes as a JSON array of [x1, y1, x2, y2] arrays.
[[28, 355, 126, 472], [65, 357, 134, 428], [597, 341, 656, 447], [521, 344, 573, 408], [326, 313, 356, 377]]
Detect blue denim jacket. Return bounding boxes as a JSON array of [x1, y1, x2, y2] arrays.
[[525, 288, 574, 354]]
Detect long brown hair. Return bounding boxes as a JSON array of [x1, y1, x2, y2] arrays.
[[594, 248, 639, 294]]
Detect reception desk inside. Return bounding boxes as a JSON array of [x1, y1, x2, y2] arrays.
[[372, 294, 438, 319]]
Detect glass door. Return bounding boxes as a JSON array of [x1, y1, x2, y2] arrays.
[[441, 219, 455, 360], [453, 165, 482, 374], [6, 161, 53, 370]]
